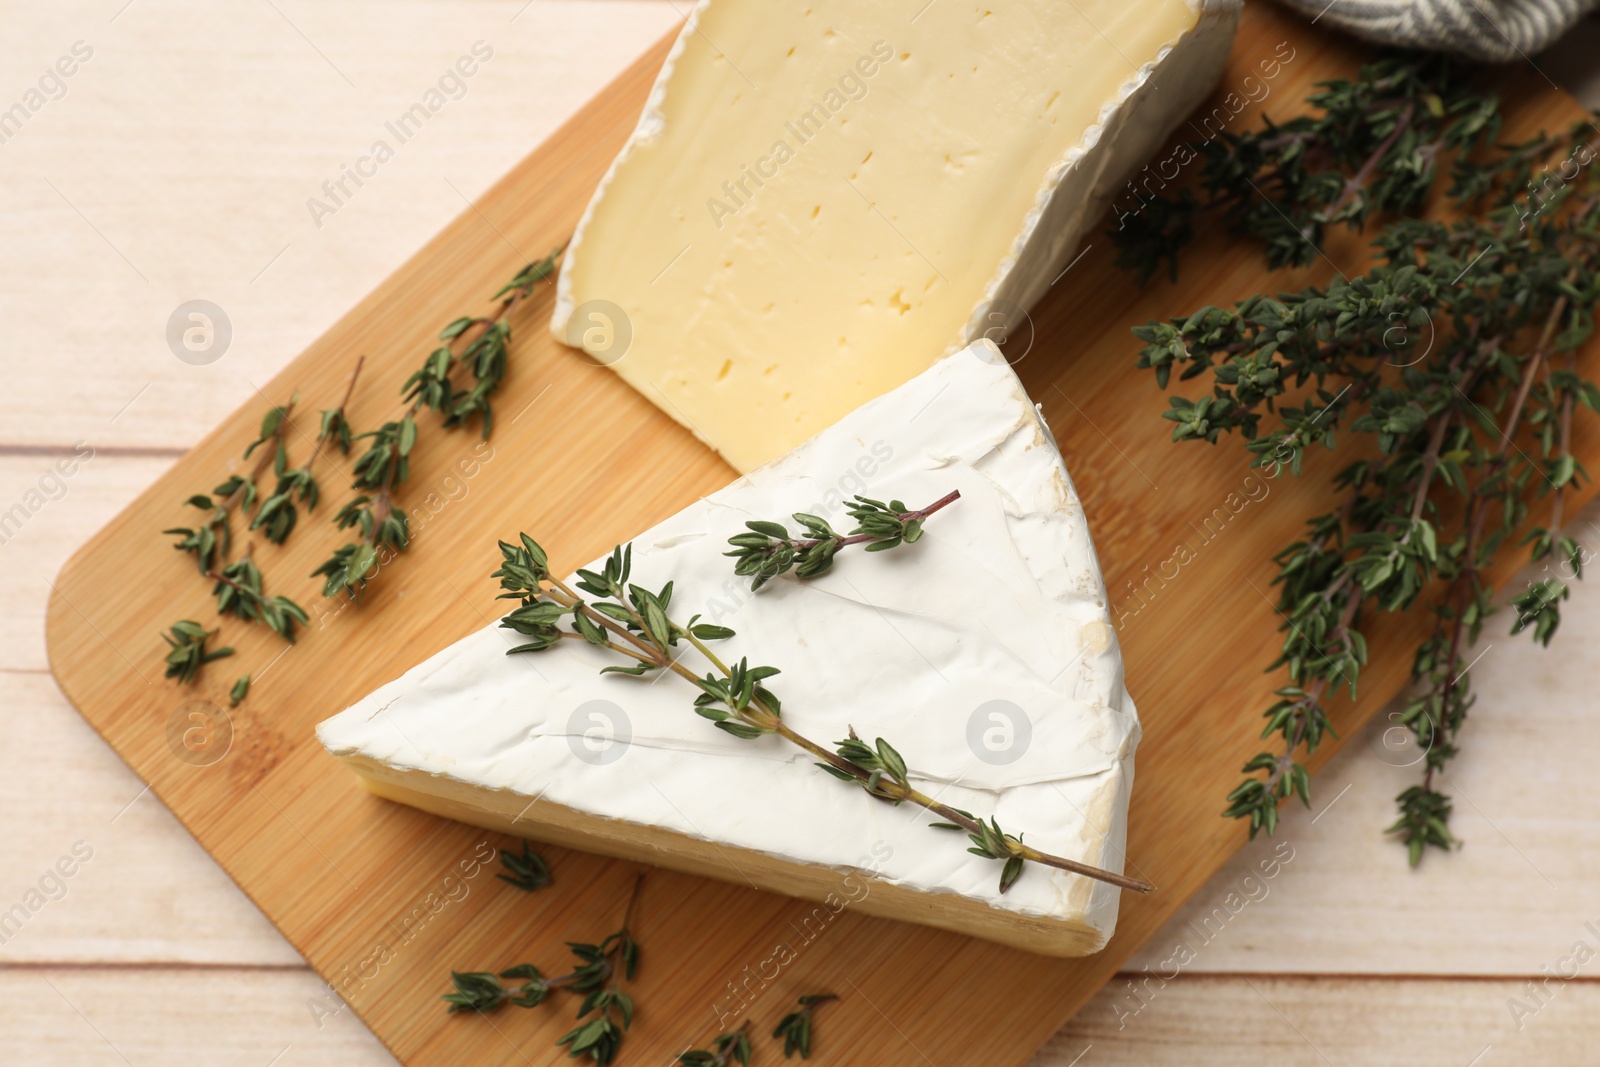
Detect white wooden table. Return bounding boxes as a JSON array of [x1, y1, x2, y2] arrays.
[[2, 2, 1598, 1062]]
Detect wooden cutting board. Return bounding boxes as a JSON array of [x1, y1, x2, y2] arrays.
[[45, 6, 1598, 1064]]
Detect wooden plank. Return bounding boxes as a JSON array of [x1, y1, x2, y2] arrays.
[[1, 454, 175, 674], [6, 968, 1597, 1066], [40, 6, 1600, 1067], [0, 670, 298, 965], [0, 966, 395, 1066], [0, 0, 679, 451], [1039, 975, 1600, 1065]]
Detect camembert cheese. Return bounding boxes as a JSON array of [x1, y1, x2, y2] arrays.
[[553, 0, 1240, 470], [318, 342, 1139, 956]]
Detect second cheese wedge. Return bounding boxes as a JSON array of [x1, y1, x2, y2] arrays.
[[318, 342, 1139, 957], [554, 0, 1239, 471]]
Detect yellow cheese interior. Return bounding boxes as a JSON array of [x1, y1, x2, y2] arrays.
[[339, 753, 1106, 957], [562, 0, 1198, 471]]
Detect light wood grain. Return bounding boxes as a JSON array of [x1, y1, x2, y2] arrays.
[[11, 0, 1600, 1064], [0, 668, 298, 965], [0, 966, 396, 1066], [1, 454, 176, 674], [1128, 577, 1600, 977], [9, 968, 1600, 1066], [1040, 975, 1600, 1065], [0, 0, 681, 452]]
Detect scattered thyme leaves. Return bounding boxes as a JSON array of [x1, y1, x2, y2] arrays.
[[447, 873, 642, 1067], [772, 993, 836, 1060], [678, 1023, 751, 1066], [161, 620, 233, 685], [210, 549, 309, 643], [496, 839, 552, 892]]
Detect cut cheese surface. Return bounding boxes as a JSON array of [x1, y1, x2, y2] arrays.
[[318, 342, 1140, 956], [554, 0, 1239, 470]]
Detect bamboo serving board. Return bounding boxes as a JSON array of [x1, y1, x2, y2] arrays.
[[45, 6, 1598, 1064]]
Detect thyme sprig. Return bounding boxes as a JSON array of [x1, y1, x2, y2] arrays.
[[312, 415, 416, 598], [725, 491, 961, 591], [446, 874, 641, 1065], [678, 1023, 751, 1066], [1115, 54, 1501, 283], [165, 397, 296, 572], [497, 839, 552, 892], [209, 545, 308, 643], [251, 357, 364, 545], [160, 620, 233, 684], [315, 246, 564, 599], [772, 993, 836, 1060], [491, 529, 1151, 895], [1117, 60, 1600, 862]]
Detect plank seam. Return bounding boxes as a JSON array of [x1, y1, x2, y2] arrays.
[[0, 961, 313, 974], [0, 445, 185, 459], [1117, 971, 1600, 984]]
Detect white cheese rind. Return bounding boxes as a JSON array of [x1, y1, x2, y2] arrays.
[[552, 0, 1240, 472], [318, 341, 1139, 954], [969, 0, 1242, 344]]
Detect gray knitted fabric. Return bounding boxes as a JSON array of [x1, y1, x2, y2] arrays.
[[1275, 0, 1599, 61]]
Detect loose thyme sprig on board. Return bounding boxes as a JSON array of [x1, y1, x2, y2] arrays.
[[250, 356, 364, 545], [160, 370, 360, 687], [165, 396, 297, 572], [490, 521, 1150, 896], [209, 545, 308, 643], [160, 620, 233, 684], [678, 1023, 751, 1066], [772, 993, 836, 1060], [497, 839, 552, 892], [314, 246, 564, 600], [446, 874, 642, 1065], [725, 491, 960, 590], [1115, 57, 1600, 863]]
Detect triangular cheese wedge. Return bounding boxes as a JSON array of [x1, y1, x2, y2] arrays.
[[552, 0, 1239, 471], [318, 342, 1138, 956]]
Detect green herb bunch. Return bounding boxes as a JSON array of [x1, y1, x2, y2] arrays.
[[160, 245, 561, 692], [158, 355, 367, 689], [1116, 54, 1502, 283], [1114, 55, 1600, 862]]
